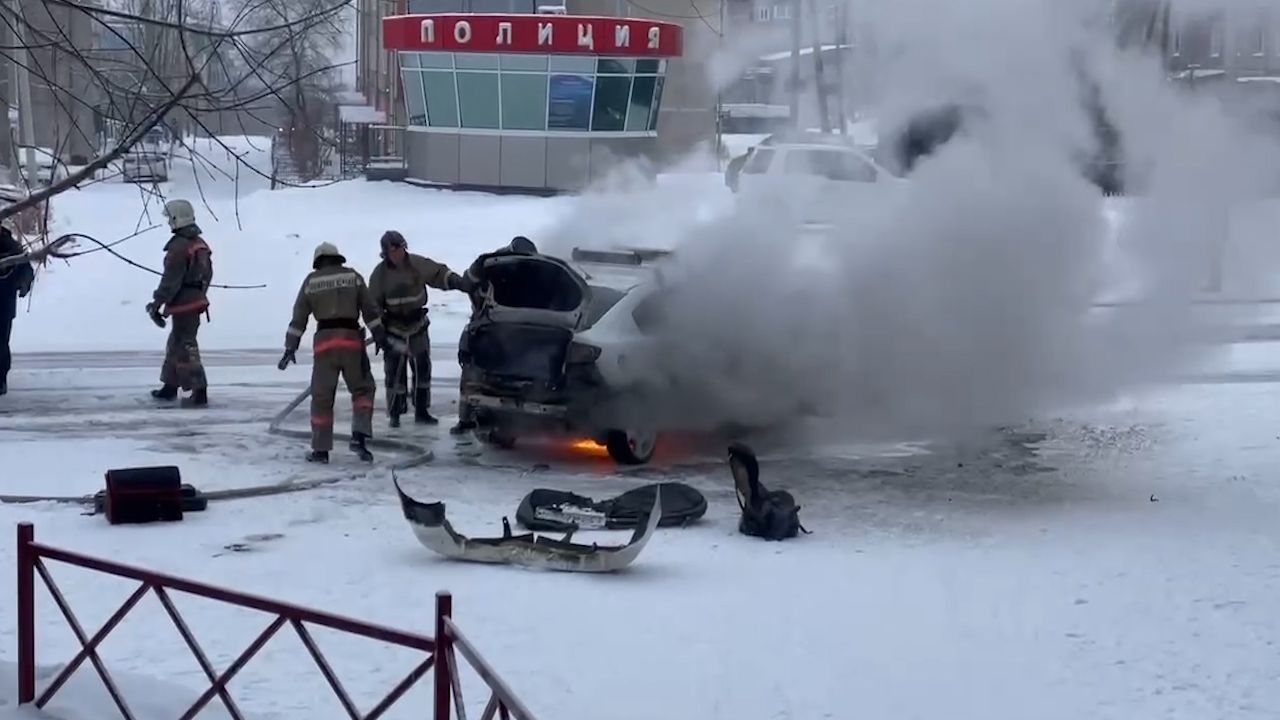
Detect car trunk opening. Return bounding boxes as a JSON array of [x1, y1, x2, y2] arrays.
[[466, 323, 574, 387], [466, 255, 591, 389], [486, 256, 585, 312]]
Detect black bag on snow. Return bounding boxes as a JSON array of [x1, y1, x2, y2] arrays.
[[516, 482, 707, 532], [728, 443, 809, 541]]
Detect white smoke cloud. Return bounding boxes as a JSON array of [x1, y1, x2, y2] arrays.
[[545, 0, 1280, 443]]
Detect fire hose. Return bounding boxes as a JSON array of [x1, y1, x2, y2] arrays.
[[267, 336, 435, 469], [0, 338, 433, 507]]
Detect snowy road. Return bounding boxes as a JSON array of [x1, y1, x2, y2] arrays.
[[4, 349, 1280, 719], [10, 125, 1280, 718]]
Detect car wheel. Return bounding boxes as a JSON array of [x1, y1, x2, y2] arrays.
[[482, 427, 517, 450], [605, 429, 657, 465]]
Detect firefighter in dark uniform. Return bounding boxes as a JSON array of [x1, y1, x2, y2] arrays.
[[449, 236, 538, 435], [279, 242, 387, 464], [368, 230, 473, 427]]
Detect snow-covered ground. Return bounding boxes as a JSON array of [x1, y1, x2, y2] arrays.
[[4, 362, 1280, 719], [5, 134, 1280, 719]]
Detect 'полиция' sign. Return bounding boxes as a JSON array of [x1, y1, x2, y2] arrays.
[[382, 14, 684, 57]]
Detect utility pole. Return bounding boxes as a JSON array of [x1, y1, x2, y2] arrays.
[[789, 0, 801, 129], [715, 0, 724, 168], [833, 1, 847, 133], [7, 0, 38, 188], [808, 0, 830, 133]]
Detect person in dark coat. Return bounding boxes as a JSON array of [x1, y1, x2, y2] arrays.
[[0, 225, 35, 395], [449, 236, 538, 435]]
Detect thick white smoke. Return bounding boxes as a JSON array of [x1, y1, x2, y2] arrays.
[[547, 0, 1280, 443]]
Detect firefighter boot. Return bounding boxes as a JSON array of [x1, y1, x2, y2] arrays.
[[388, 393, 408, 429], [349, 432, 374, 463], [151, 384, 178, 400], [306, 450, 329, 464], [414, 389, 438, 425], [181, 389, 208, 408]]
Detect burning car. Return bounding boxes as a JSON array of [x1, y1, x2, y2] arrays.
[[458, 247, 673, 465]]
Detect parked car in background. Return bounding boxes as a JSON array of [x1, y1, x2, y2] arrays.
[[122, 149, 169, 183], [15, 146, 69, 187], [728, 131, 906, 226]]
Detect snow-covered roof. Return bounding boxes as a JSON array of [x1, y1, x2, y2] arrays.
[[338, 105, 387, 124], [1237, 76, 1280, 84], [334, 90, 369, 105], [758, 44, 853, 63], [1170, 68, 1226, 80]]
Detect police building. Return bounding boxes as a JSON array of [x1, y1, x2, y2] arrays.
[[352, 0, 719, 193]]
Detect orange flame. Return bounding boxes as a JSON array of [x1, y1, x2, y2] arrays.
[[568, 438, 610, 458]]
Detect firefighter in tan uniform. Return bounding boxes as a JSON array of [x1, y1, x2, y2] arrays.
[[147, 199, 213, 408], [368, 230, 473, 427], [278, 242, 387, 464]]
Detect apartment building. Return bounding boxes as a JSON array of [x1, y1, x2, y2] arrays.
[[1166, 5, 1280, 99]]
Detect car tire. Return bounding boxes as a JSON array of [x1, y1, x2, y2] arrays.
[[605, 429, 657, 465], [482, 427, 517, 450]]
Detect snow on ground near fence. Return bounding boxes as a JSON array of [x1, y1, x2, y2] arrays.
[[0, 660, 243, 720], [3, 379, 1280, 718]]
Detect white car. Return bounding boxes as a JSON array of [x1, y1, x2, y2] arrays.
[[457, 247, 682, 465], [729, 132, 905, 225], [122, 149, 169, 183], [15, 146, 69, 186]]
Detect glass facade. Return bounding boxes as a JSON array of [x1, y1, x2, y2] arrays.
[[399, 52, 667, 133]]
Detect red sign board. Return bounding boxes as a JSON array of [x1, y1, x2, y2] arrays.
[[382, 13, 683, 57]]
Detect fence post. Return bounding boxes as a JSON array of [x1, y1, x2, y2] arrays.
[[17, 522, 35, 703], [434, 591, 452, 720]]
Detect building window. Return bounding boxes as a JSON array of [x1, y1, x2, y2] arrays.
[[501, 53, 547, 71], [1210, 22, 1223, 57], [743, 147, 774, 174], [1171, 29, 1180, 56], [549, 54, 595, 73], [407, 0, 463, 12], [500, 73, 548, 130], [772, 4, 791, 20], [398, 52, 667, 133], [649, 76, 664, 131], [548, 74, 594, 129], [421, 71, 460, 127], [1249, 27, 1265, 56], [598, 58, 634, 74], [591, 75, 631, 131], [418, 52, 453, 69], [402, 69, 428, 125], [626, 75, 656, 131], [456, 71, 501, 128], [755, 6, 769, 21], [456, 53, 499, 70]]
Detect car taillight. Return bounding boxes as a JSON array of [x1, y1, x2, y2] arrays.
[[566, 342, 601, 364]]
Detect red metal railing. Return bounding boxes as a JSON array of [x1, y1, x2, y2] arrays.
[[16, 522, 537, 720]]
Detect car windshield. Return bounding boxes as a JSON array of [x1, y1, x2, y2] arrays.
[[782, 149, 878, 182]]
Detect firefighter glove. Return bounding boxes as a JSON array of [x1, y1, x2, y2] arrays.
[[145, 302, 166, 328], [17, 278, 30, 298], [370, 325, 389, 354], [448, 272, 476, 294], [277, 349, 296, 370]]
